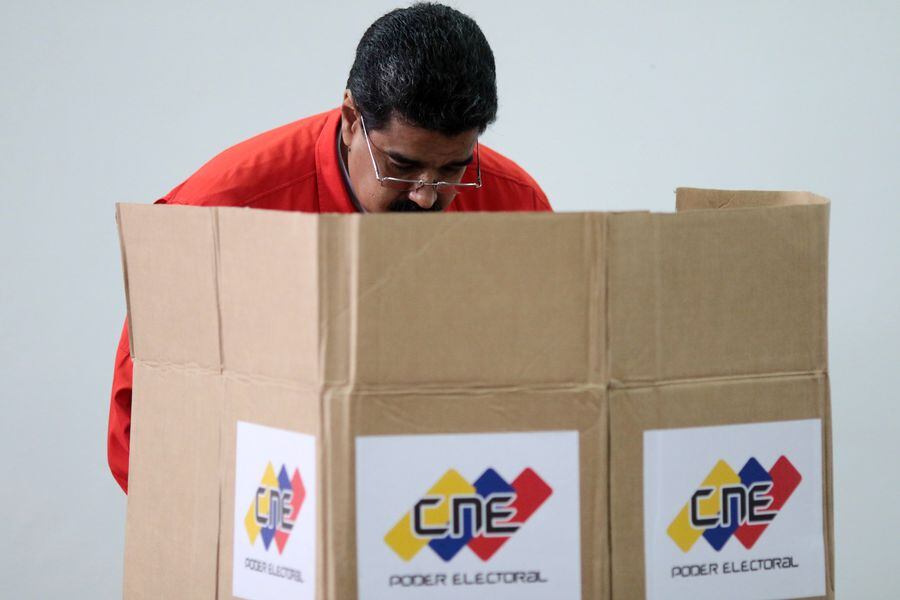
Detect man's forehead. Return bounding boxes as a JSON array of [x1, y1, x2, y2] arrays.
[[370, 116, 478, 163]]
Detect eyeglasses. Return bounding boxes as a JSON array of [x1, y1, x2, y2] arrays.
[[358, 113, 483, 193]]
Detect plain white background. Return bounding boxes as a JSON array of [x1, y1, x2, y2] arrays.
[[0, 1, 897, 597]]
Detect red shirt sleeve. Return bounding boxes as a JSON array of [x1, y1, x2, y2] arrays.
[[108, 319, 132, 493], [533, 187, 553, 212]]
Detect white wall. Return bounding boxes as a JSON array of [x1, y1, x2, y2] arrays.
[[1, 1, 897, 597]]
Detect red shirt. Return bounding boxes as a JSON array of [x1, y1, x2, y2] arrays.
[[108, 108, 552, 492]]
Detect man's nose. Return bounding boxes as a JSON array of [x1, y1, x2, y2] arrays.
[[408, 183, 437, 209]]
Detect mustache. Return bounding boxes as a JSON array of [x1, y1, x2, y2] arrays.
[[387, 198, 444, 212]]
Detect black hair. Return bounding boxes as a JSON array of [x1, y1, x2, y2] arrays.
[[347, 3, 497, 135]]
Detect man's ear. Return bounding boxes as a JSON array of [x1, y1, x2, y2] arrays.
[[340, 90, 358, 148]]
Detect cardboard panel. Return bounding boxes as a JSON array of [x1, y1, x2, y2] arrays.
[[217, 208, 321, 383], [609, 375, 833, 600], [117, 204, 221, 368], [327, 388, 608, 600], [351, 212, 605, 386], [317, 215, 357, 387], [608, 202, 828, 383], [123, 363, 223, 600], [217, 377, 322, 600]]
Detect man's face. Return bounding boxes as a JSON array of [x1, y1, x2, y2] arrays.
[[340, 94, 479, 213]]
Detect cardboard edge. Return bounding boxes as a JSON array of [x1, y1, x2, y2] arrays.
[[211, 207, 225, 375], [317, 214, 360, 600], [822, 374, 836, 597], [675, 187, 831, 211], [317, 217, 330, 600], [116, 203, 136, 358], [211, 206, 225, 600], [588, 212, 608, 386], [821, 202, 831, 373]]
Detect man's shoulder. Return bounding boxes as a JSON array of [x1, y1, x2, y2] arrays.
[[456, 144, 551, 211], [164, 108, 339, 208]]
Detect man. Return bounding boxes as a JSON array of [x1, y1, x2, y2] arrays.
[[107, 2, 551, 493]]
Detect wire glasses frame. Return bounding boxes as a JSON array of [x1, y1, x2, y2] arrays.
[[358, 114, 483, 193]]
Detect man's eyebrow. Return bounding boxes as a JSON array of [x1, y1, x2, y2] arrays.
[[386, 151, 474, 169], [445, 155, 475, 168]]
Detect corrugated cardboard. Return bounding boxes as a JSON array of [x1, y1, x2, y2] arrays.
[[607, 188, 831, 599], [117, 187, 832, 599]]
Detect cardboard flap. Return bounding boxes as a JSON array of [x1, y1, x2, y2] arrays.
[[676, 187, 829, 211], [117, 203, 222, 368], [608, 200, 829, 383], [350, 212, 606, 386], [216, 207, 321, 383]]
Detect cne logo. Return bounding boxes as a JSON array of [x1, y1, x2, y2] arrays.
[[244, 462, 306, 554], [385, 467, 552, 562], [668, 456, 802, 552]]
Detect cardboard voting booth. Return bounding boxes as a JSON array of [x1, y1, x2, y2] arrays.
[[117, 188, 833, 600]]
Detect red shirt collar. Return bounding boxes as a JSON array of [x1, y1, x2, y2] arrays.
[[315, 108, 357, 214]]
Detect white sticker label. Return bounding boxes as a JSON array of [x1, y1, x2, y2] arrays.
[[356, 431, 581, 600], [232, 422, 316, 600], [643, 419, 826, 600]]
